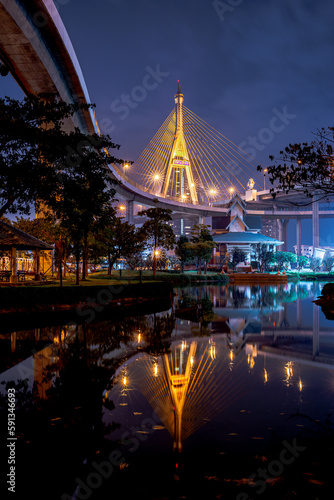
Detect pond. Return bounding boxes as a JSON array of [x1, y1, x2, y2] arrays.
[[0, 281, 334, 500]]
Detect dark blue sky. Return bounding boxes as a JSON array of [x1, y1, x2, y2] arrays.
[[2, 0, 334, 247]]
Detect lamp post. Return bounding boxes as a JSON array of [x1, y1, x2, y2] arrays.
[[263, 169, 268, 190], [123, 163, 129, 176]]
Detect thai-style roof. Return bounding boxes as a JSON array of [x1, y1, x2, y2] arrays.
[[0, 220, 53, 250], [212, 231, 283, 246]]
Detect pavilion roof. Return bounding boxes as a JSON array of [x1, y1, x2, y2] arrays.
[[0, 220, 53, 250], [212, 231, 283, 246]]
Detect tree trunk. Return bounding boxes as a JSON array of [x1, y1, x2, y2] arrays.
[[63, 243, 67, 278], [59, 237, 63, 287], [198, 256, 201, 275], [108, 255, 112, 275], [75, 249, 80, 286]]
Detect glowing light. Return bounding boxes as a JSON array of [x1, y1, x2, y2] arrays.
[[154, 363, 158, 377], [298, 377, 303, 391], [264, 368, 268, 383], [247, 354, 255, 369], [285, 361, 293, 380], [123, 376, 127, 386], [138, 333, 141, 344], [190, 355, 194, 367], [209, 189, 216, 195], [154, 174, 160, 181], [119, 205, 126, 211], [229, 349, 234, 362], [154, 250, 159, 256], [229, 187, 234, 194]]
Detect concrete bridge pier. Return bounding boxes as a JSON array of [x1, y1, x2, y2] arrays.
[[312, 198, 319, 248], [126, 200, 134, 225], [296, 218, 301, 255], [277, 219, 289, 251]]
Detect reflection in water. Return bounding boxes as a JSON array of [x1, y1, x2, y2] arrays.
[[0, 281, 333, 499]]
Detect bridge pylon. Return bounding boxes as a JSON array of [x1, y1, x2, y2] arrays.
[[161, 82, 198, 203]]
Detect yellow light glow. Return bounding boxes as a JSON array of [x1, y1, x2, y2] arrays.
[[154, 250, 159, 256], [298, 377, 303, 391], [119, 205, 126, 211], [229, 187, 234, 193], [154, 363, 158, 377], [154, 174, 160, 181], [124, 163, 129, 169], [190, 355, 194, 367], [229, 350, 234, 362], [264, 368, 268, 383], [138, 333, 141, 344], [123, 376, 127, 386]]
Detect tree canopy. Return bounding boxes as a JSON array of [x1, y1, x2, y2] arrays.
[[0, 95, 122, 217], [258, 126, 334, 202]]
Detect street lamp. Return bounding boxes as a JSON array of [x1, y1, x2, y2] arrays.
[[263, 169, 268, 190], [123, 163, 129, 176]]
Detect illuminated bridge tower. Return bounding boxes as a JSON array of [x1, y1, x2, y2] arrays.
[[161, 82, 198, 203]]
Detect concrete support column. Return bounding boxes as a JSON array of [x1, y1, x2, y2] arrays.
[[296, 218, 301, 255], [10, 246, 18, 283], [312, 198, 319, 248], [198, 216, 205, 225], [126, 200, 134, 225], [277, 219, 289, 251]]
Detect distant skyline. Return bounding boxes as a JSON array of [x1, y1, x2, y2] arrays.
[[2, 0, 334, 247]]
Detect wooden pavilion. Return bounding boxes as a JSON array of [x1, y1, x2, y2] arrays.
[[0, 220, 53, 283]]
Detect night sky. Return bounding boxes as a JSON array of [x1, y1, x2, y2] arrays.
[[2, 0, 334, 246]]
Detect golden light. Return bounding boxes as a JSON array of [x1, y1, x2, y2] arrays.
[[298, 377, 303, 392], [153, 362, 158, 377], [123, 163, 129, 169], [137, 333, 141, 344], [264, 368, 268, 384], [123, 376, 127, 386], [154, 250, 159, 256], [285, 361, 293, 379], [119, 205, 126, 211], [154, 174, 160, 181], [209, 189, 216, 195], [229, 187, 234, 194], [190, 355, 194, 367], [247, 354, 255, 369], [229, 349, 234, 362]]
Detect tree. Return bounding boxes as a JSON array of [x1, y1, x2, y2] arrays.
[[93, 218, 145, 275], [230, 247, 246, 271], [322, 255, 334, 272], [138, 205, 176, 276], [175, 235, 193, 273], [0, 96, 123, 285], [309, 256, 322, 272], [250, 244, 274, 272], [257, 126, 334, 202], [184, 224, 216, 275], [273, 251, 297, 270], [296, 255, 309, 271], [0, 95, 122, 217]]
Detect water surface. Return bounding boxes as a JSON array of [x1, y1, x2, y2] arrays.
[[0, 281, 333, 500]]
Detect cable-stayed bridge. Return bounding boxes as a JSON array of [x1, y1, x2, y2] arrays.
[[1, 0, 334, 250]]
